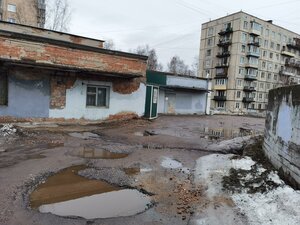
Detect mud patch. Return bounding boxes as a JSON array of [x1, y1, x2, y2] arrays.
[[30, 165, 119, 208], [69, 147, 129, 159], [124, 167, 141, 176]]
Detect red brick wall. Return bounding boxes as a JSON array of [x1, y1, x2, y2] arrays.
[[0, 37, 147, 77]]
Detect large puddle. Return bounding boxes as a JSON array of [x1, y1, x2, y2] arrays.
[[69, 147, 129, 159], [30, 165, 151, 219]]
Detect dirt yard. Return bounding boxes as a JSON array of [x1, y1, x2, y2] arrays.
[[0, 115, 284, 225]]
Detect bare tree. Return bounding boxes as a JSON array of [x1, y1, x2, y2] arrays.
[[103, 39, 116, 50], [167, 55, 192, 75], [191, 55, 199, 76], [133, 45, 163, 71], [45, 0, 71, 32]]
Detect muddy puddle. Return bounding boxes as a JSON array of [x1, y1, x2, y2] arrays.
[[30, 165, 151, 219], [69, 147, 129, 159]]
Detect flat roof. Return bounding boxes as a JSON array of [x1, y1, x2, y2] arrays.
[[202, 11, 300, 37], [147, 70, 209, 81]]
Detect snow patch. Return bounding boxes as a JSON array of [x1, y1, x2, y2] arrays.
[[161, 157, 182, 169], [231, 157, 255, 170]]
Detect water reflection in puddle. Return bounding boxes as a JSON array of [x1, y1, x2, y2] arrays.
[[30, 165, 151, 219], [70, 147, 129, 159], [39, 189, 151, 219]]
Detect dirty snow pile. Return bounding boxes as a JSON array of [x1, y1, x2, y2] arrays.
[[194, 154, 300, 225], [0, 124, 17, 137]]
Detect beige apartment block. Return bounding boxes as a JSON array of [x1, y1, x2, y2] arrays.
[[199, 11, 300, 116], [0, 0, 45, 27]]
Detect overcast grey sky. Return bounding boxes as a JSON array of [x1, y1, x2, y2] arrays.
[[69, 0, 300, 69]]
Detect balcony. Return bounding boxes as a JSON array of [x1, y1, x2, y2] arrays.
[[244, 74, 257, 80], [214, 84, 227, 90], [243, 86, 256, 92], [243, 97, 255, 102], [218, 27, 233, 36], [287, 38, 300, 51], [281, 47, 295, 57], [246, 51, 260, 58], [214, 96, 227, 101], [249, 28, 261, 36], [217, 39, 232, 46], [248, 40, 260, 47], [245, 63, 259, 69], [215, 72, 228, 78], [285, 58, 300, 68], [215, 62, 229, 69], [216, 51, 230, 58], [279, 68, 294, 76]]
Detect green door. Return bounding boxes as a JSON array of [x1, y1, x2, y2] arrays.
[[144, 85, 159, 119]]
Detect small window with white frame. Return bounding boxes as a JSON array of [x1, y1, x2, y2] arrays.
[[86, 85, 110, 107], [7, 4, 16, 12]]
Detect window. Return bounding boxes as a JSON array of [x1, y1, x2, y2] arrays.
[[277, 33, 281, 42], [268, 73, 272, 79], [236, 103, 240, 109], [237, 91, 241, 98], [271, 31, 275, 39], [217, 101, 225, 108], [237, 79, 242, 86], [270, 42, 274, 49], [243, 21, 248, 29], [86, 86, 109, 107], [241, 33, 248, 42], [206, 49, 211, 57], [259, 93, 263, 99], [260, 83, 264, 89], [263, 50, 267, 57], [0, 73, 8, 105], [205, 59, 211, 68], [262, 61, 266, 69], [208, 27, 214, 36], [269, 52, 273, 59], [241, 45, 246, 53], [265, 29, 269, 37], [215, 79, 227, 85], [207, 38, 213, 46], [7, 4, 16, 12], [261, 72, 265, 79], [7, 18, 16, 23], [274, 74, 277, 80], [240, 56, 245, 64], [264, 40, 268, 48], [276, 54, 279, 61], [267, 83, 271, 89], [276, 44, 280, 51], [239, 67, 244, 75], [258, 104, 262, 109]]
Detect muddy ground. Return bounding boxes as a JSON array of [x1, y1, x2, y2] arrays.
[[0, 115, 265, 225]]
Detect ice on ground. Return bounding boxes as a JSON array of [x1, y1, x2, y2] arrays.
[[194, 154, 300, 225], [0, 124, 17, 137], [161, 157, 182, 169]]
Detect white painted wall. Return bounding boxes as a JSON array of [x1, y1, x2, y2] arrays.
[[263, 86, 300, 187], [49, 79, 146, 120], [157, 89, 206, 114]]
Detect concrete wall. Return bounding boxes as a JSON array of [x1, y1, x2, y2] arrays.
[[263, 85, 300, 188], [0, 72, 50, 118], [49, 79, 146, 120], [158, 89, 206, 115]]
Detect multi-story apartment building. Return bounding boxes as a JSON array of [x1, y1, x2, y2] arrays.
[[0, 0, 45, 28], [199, 11, 300, 116]]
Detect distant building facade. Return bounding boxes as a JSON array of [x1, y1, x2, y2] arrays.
[[199, 11, 300, 116], [0, 0, 45, 28]]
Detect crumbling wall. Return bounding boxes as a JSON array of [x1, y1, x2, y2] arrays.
[[263, 85, 300, 189], [0, 68, 50, 118]]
